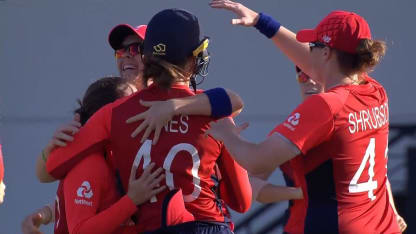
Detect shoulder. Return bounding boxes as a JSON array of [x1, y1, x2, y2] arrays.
[[312, 90, 349, 115], [67, 153, 110, 179]]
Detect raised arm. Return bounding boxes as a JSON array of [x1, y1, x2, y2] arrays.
[[209, 0, 316, 78]]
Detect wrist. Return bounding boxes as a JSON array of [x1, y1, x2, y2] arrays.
[[204, 88, 232, 118], [254, 13, 281, 38]]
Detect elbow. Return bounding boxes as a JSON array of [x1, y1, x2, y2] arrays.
[[226, 89, 244, 115]]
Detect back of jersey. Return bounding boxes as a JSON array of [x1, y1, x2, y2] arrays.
[[110, 84, 224, 232], [308, 76, 399, 233]]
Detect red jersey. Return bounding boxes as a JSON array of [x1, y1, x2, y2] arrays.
[[273, 76, 400, 233], [53, 153, 137, 234], [47, 84, 251, 232]]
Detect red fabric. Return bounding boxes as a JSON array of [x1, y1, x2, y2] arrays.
[[164, 189, 195, 226], [274, 77, 399, 233], [279, 157, 308, 234], [108, 24, 147, 50], [0, 145, 4, 182], [62, 153, 137, 234], [46, 84, 243, 232], [296, 10, 371, 54], [217, 147, 252, 213]]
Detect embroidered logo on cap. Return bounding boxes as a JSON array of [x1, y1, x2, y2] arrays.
[[322, 35, 331, 43], [153, 43, 166, 56]]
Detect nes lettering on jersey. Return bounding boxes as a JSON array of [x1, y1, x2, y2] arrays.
[[164, 115, 189, 134], [283, 113, 300, 131], [348, 102, 389, 134], [74, 181, 93, 206]]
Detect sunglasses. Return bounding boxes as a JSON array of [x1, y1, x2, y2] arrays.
[[309, 41, 327, 50], [114, 42, 143, 59]]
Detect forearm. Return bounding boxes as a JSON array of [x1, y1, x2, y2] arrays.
[[36, 150, 57, 183], [221, 133, 296, 175], [386, 179, 398, 215], [71, 195, 137, 234], [173, 88, 243, 117], [270, 26, 315, 78], [257, 184, 303, 204]]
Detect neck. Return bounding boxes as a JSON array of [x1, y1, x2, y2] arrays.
[[322, 62, 360, 91]]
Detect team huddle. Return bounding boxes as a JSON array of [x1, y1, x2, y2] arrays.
[[16, 0, 407, 233]]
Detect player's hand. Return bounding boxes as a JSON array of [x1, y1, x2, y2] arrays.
[[396, 215, 407, 232], [206, 118, 249, 142], [126, 99, 176, 145], [44, 114, 81, 154], [21, 212, 45, 234], [209, 0, 259, 26], [127, 162, 167, 205]]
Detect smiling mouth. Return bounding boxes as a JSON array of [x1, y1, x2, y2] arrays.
[[122, 65, 137, 71]]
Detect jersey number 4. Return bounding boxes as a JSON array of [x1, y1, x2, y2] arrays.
[[348, 138, 379, 201], [130, 140, 201, 203]]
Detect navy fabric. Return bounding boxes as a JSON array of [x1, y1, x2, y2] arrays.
[[204, 88, 232, 118], [255, 13, 281, 38], [304, 160, 339, 234], [147, 221, 233, 234], [144, 8, 202, 64]]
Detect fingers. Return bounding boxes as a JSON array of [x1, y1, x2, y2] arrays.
[[152, 126, 162, 145], [139, 100, 156, 107], [141, 123, 154, 143], [131, 120, 148, 138], [73, 113, 81, 121], [149, 173, 165, 188], [232, 19, 244, 25], [126, 112, 145, 124], [32, 213, 43, 227], [238, 122, 249, 132], [143, 163, 156, 177], [150, 185, 167, 197], [52, 138, 67, 147], [54, 131, 74, 142], [146, 167, 164, 183]]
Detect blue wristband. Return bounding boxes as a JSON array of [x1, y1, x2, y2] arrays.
[[204, 88, 232, 118], [254, 13, 281, 38]]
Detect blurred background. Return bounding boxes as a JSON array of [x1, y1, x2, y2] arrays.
[[1, 0, 415, 233]]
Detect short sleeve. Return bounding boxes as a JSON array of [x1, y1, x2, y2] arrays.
[[273, 95, 334, 154]]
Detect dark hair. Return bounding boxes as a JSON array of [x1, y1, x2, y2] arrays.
[[335, 39, 386, 77], [74, 76, 131, 125], [142, 56, 193, 89]]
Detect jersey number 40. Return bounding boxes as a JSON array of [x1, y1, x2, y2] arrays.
[[131, 140, 201, 203]]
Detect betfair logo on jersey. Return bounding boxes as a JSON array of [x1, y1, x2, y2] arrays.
[[77, 181, 93, 199], [75, 181, 93, 206], [283, 112, 300, 131], [153, 43, 166, 56]]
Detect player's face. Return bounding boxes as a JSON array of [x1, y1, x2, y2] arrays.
[[116, 35, 144, 90], [0, 180, 5, 204]]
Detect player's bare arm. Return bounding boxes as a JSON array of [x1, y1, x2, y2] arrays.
[[126, 88, 244, 145], [206, 118, 299, 175], [36, 114, 81, 183], [210, 0, 316, 81]]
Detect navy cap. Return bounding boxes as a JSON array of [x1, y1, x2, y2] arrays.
[[143, 8, 202, 64]]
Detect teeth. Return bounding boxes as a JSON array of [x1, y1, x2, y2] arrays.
[[123, 65, 136, 71]]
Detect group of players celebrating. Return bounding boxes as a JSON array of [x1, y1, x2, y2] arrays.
[[18, 0, 407, 233]]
